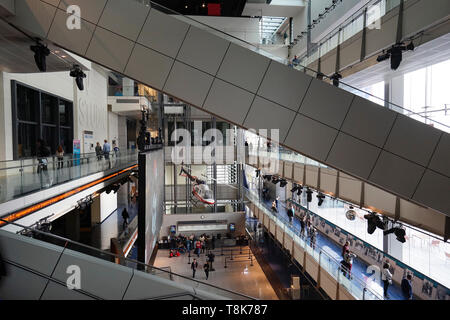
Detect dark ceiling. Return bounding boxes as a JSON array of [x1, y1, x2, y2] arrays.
[[151, 0, 248, 17]]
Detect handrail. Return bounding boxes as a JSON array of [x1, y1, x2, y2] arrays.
[[244, 190, 384, 300], [0, 218, 256, 300], [135, 0, 450, 132]]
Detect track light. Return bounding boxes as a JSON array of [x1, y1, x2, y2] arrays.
[[291, 184, 299, 193], [306, 188, 313, 202], [70, 64, 86, 91], [364, 212, 385, 234], [297, 186, 303, 196], [30, 41, 50, 72], [384, 227, 406, 243], [330, 73, 342, 87], [317, 193, 325, 206], [263, 175, 272, 181], [377, 42, 414, 70], [279, 179, 287, 188]]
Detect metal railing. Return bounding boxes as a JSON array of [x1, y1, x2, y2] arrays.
[[0, 150, 138, 204], [244, 189, 384, 300], [0, 218, 256, 300]]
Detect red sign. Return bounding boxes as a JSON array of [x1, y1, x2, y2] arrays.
[[208, 3, 221, 16]]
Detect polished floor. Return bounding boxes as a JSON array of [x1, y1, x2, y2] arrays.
[[154, 247, 279, 300]]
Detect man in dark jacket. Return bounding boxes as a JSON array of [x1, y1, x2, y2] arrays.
[[401, 274, 413, 300], [122, 208, 130, 230], [191, 259, 198, 278]]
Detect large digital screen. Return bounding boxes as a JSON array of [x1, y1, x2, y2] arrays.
[[137, 148, 164, 264]]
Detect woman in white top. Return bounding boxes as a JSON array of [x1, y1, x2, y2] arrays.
[[56, 145, 64, 169], [381, 262, 393, 299]]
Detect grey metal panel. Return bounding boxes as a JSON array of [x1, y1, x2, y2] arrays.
[[40, 281, 95, 300], [0, 264, 48, 300], [428, 132, 450, 177], [413, 170, 450, 216], [0, 230, 63, 276], [9, 0, 56, 38], [50, 249, 133, 300]]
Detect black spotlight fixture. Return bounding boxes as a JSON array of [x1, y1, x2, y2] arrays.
[[272, 176, 280, 185], [112, 184, 121, 194], [291, 184, 299, 193], [330, 72, 342, 87], [316, 72, 325, 80], [377, 42, 414, 70], [70, 64, 87, 91], [30, 41, 50, 72], [317, 193, 325, 206], [384, 226, 406, 243], [297, 186, 303, 196], [105, 186, 112, 194], [255, 169, 260, 178], [263, 175, 272, 181], [364, 212, 385, 234], [279, 179, 288, 188], [306, 188, 313, 202]]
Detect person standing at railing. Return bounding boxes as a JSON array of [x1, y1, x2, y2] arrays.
[[401, 274, 413, 300], [121, 208, 129, 230], [342, 240, 350, 258], [381, 262, 393, 299], [309, 227, 317, 250], [271, 200, 278, 213], [299, 214, 306, 237], [56, 145, 64, 169], [103, 140, 111, 160], [287, 204, 294, 223], [95, 142, 103, 161], [343, 250, 356, 279]]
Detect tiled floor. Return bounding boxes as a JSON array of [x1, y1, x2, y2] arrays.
[[154, 247, 279, 300]]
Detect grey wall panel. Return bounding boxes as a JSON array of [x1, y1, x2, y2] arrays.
[[137, 9, 190, 58], [217, 43, 271, 93], [428, 133, 450, 177], [97, 0, 150, 42], [298, 79, 354, 130], [177, 26, 230, 75], [369, 151, 425, 198], [293, 163, 304, 184], [365, 13, 398, 56], [338, 173, 362, 205], [58, 0, 107, 24], [85, 27, 135, 72], [412, 170, 450, 216], [0, 230, 63, 276], [326, 133, 381, 180], [364, 183, 396, 216], [40, 282, 95, 300], [305, 165, 319, 188], [48, 8, 96, 56], [164, 61, 214, 107], [399, 199, 446, 236], [124, 44, 173, 91], [51, 249, 133, 300], [0, 264, 48, 300], [320, 167, 337, 194], [340, 35, 362, 69], [243, 96, 296, 142], [257, 61, 312, 112], [203, 79, 255, 125], [341, 96, 397, 148], [403, 0, 450, 38], [9, 0, 56, 38], [320, 51, 337, 76], [384, 114, 442, 167], [284, 114, 338, 162]]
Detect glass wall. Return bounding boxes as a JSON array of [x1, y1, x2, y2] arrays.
[[13, 81, 74, 158]]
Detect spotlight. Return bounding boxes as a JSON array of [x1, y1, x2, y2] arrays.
[[377, 52, 391, 62], [306, 188, 313, 202], [297, 186, 303, 196], [316, 72, 325, 80], [364, 212, 385, 234], [70, 65, 86, 91], [384, 227, 406, 243], [30, 41, 50, 72], [291, 184, 299, 193], [105, 186, 112, 194], [272, 177, 280, 185], [112, 184, 121, 194], [330, 73, 342, 87], [377, 42, 414, 70], [279, 179, 287, 188], [255, 169, 260, 178], [317, 193, 325, 206], [263, 175, 272, 181]]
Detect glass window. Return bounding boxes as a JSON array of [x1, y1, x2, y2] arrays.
[[17, 123, 37, 158], [60, 128, 73, 154], [42, 125, 57, 154], [59, 100, 72, 126], [41, 93, 58, 125], [16, 85, 39, 122]]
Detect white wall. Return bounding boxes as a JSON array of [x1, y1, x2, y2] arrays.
[[100, 191, 118, 223]]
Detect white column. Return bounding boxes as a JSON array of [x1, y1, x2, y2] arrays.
[[123, 78, 134, 96]]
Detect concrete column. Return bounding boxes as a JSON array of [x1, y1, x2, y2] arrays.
[[123, 78, 134, 96], [118, 116, 127, 150], [389, 75, 405, 113]]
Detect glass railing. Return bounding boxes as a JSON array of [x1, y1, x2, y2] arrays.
[[0, 150, 138, 204], [1, 218, 256, 300], [244, 189, 384, 300]]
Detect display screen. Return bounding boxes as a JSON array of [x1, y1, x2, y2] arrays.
[[138, 148, 164, 264]]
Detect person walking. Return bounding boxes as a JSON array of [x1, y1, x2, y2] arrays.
[[381, 262, 393, 299], [95, 142, 103, 161], [56, 145, 64, 169], [401, 274, 413, 300], [191, 259, 198, 278], [343, 250, 356, 279], [203, 261, 210, 280], [310, 227, 317, 250], [299, 215, 306, 237], [103, 139, 111, 160], [121, 208, 130, 230], [287, 205, 294, 223], [195, 240, 202, 257], [271, 200, 278, 213], [207, 251, 215, 271], [112, 140, 120, 157]]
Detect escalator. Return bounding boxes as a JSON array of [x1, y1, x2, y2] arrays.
[[0, 218, 255, 300], [2, 0, 450, 217]]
